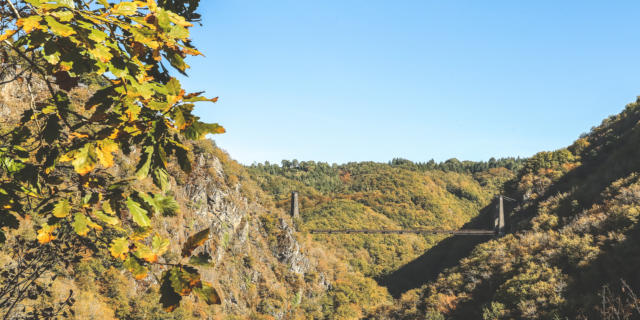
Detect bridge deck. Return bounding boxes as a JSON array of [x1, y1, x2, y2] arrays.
[[308, 229, 496, 235]]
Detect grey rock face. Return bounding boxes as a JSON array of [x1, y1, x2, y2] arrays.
[[164, 150, 320, 318], [275, 218, 310, 274]]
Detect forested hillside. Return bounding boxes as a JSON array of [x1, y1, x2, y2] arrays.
[[0, 1, 393, 318], [247, 158, 523, 298], [0, 77, 396, 319], [249, 99, 640, 319], [370, 99, 640, 319], [3, 1, 640, 319]]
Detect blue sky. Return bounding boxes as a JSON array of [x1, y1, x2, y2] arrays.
[[178, 1, 640, 165]]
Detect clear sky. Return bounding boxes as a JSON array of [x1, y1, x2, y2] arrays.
[[177, 1, 640, 165]]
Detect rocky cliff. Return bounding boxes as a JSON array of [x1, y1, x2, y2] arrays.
[[0, 73, 355, 319]]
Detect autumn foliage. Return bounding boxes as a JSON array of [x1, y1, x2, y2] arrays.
[[0, 0, 222, 313]]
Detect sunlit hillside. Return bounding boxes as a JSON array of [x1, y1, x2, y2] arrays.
[[247, 158, 522, 293], [371, 99, 640, 319]]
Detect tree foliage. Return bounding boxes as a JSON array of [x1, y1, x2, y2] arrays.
[[375, 99, 640, 319], [0, 0, 222, 313]]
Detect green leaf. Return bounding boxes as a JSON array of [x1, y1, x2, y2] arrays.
[[72, 144, 98, 175], [128, 80, 155, 99], [183, 94, 219, 103], [93, 210, 119, 225], [171, 105, 195, 131], [165, 77, 181, 95], [152, 168, 170, 191], [174, 144, 192, 173], [124, 256, 148, 280], [51, 10, 74, 22], [135, 146, 153, 179], [111, 2, 138, 15], [181, 228, 209, 257], [183, 121, 225, 140], [131, 227, 152, 241], [194, 282, 222, 305], [88, 28, 108, 43], [72, 212, 89, 236], [160, 268, 182, 312], [109, 237, 129, 260], [168, 25, 189, 40], [188, 252, 213, 266], [152, 234, 170, 256], [164, 50, 188, 74], [56, 0, 75, 8], [168, 265, 200, 296], [148, 100, 168, 111], [134, 235, 169, 263], [42, 116, 61, 144], [102, 200, 114, 215], [156, 9, 171, 30], [141, 193, 179, 216], [44, 16, 75, 37], [127, 197, 150, 227], [52, 199, 70, 218]]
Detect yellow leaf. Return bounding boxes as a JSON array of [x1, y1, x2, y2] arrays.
[[131, 227, 152, 241], [135, 243, 157, 263], [109, 237, 129, 260], [146, 0, 157, 12], [58, 151, 74, 163], [182, 47, 202, 56], [108, 128, 119, 139], [64, 144, 97, 175], [17, 16, 43, 33], [167, 11, 192, 27], [37, 224, 57, 244], [69, 132, 89, 139], [102, 200, 114, 215], [96, 139, 118, 168], [124, 104, 141, 121], [87, 218, 103, 231], [0, 29, 17, 42], [52, 199, 71, 218], [89, 45, 113, 63]]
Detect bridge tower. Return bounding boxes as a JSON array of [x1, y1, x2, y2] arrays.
[[291, 191, 300, 219], [493, 195, 512, 236], [498, 195, 505, 236]]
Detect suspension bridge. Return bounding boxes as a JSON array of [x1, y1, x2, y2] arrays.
[[289, 191, 514, 237]]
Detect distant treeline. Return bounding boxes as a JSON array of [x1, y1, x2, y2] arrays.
[[388, 157, 526, 173], [250, 157, 526, 175]]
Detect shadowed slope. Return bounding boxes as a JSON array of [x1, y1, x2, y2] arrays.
[[377, 201, 508, 298]]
